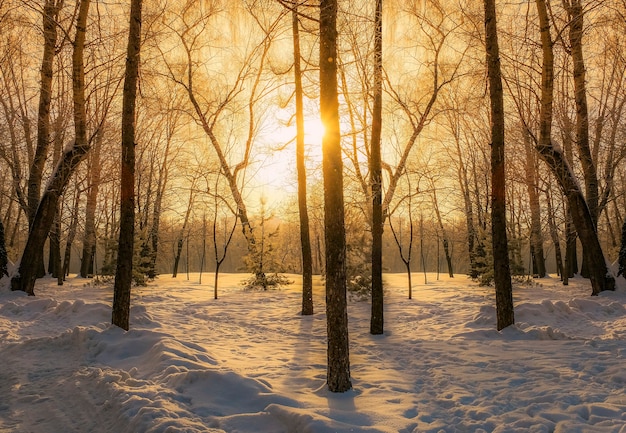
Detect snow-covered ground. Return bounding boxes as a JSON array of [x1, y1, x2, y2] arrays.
[[1, 271, 626, 432]]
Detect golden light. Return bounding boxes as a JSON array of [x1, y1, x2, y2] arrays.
[[252, 115, 325, 210]]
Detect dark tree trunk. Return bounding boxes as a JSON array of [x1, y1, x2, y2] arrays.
[[292, 5, 313, 316], [63, 188, 81, 279], [0, 221, 8, 278], [80, 132, 102, 277], [320, 0, 351, 393], [618, 217, 626, 278], [48, 212, 61, 280], [565, 213, 578, 279], [11, 0, 91, 296], [28, 0, 63, 279], [370, 0, 383, 335], [112, 0, 142, 330], [523, 130, 546, 277], [484, 0, 514, 330], [433, 188, 454, 278], [172, 187, 194, 278], [545, 186, 564, 278]]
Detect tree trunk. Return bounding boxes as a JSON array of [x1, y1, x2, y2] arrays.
[[534, 0, 614, 296], [48, 211, 61, 280], [545, 185, 564, 278], [63, 187, 81, 279], [11, 0, 91, 296], [0, 221, 8, 278], [80, 131, 102, 277], [565, 0, 598, 225], [28, 0, 62, 227], [484, 0, 514, 330], [618, 217, 626, 278], [320, 0, 351, 393], [173, 187, 194, 278], [432, 187, 454, 278], [292, 5, 313, 316], [370, 0, 383, 335], [523, 129, 546, 277], [112, 0, 142, 330]]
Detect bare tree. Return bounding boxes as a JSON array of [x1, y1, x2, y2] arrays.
[[484, 0, 514, 330], [321, 0, 351, 393], [112, 0, 142, 330], [291, 2, 314, 315], [370, 0, 383, 335]]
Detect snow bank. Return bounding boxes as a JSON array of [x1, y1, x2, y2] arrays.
[[1, 273, 626, 432]]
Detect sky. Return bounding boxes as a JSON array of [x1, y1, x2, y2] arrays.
[[2, 270, 626, 432]]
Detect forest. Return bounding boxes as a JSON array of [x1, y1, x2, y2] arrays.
[[3, 1, 626, 430], [2, 0, 625, 286]]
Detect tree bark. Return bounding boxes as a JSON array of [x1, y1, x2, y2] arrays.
[[484, 0, 514, 330], [292, 5, 313, 316], [370, 0, 383, 335], [320, 0, 351, 393], [112, 0, 142, 330]]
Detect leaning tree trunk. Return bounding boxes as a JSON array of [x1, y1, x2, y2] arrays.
[[112, 0, 142, 330], [11, 0, 91, 296], [292, 5, 313, 316], [534, 0, 614, 296], [370, 0, 384, 335], [321, 0, 351, 393], [484, 0, 514, 331]]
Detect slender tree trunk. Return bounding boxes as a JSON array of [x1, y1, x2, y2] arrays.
[[523, 129, 546, 277], [292, 6, 313, 316], [534, 0, 614, 295], [484, 0, 514, 330], [321, 0, 351, 393], [28, 0, 62, 226], [63, 187, 81, 279], [81, 131, 102, 277], [173, 187, 194, 277], [432, 187, 453, 277], [48, 210, 61, 279], [0, 221, 8, 278], [545, 185, 564, 278], [618, 217, 626, 278], [28, 0, 62, 279], [11, 0, 91, 295], [112, 0, 142, 330], [370, 0, 383, 335]]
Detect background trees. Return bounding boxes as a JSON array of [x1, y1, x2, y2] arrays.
[[0, 0, 623, 316]]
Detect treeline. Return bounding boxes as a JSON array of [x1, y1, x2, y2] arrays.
[[0, 0, 624, 290]]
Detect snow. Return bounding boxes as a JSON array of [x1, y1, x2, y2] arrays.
[[2, 272, 626, 432]]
